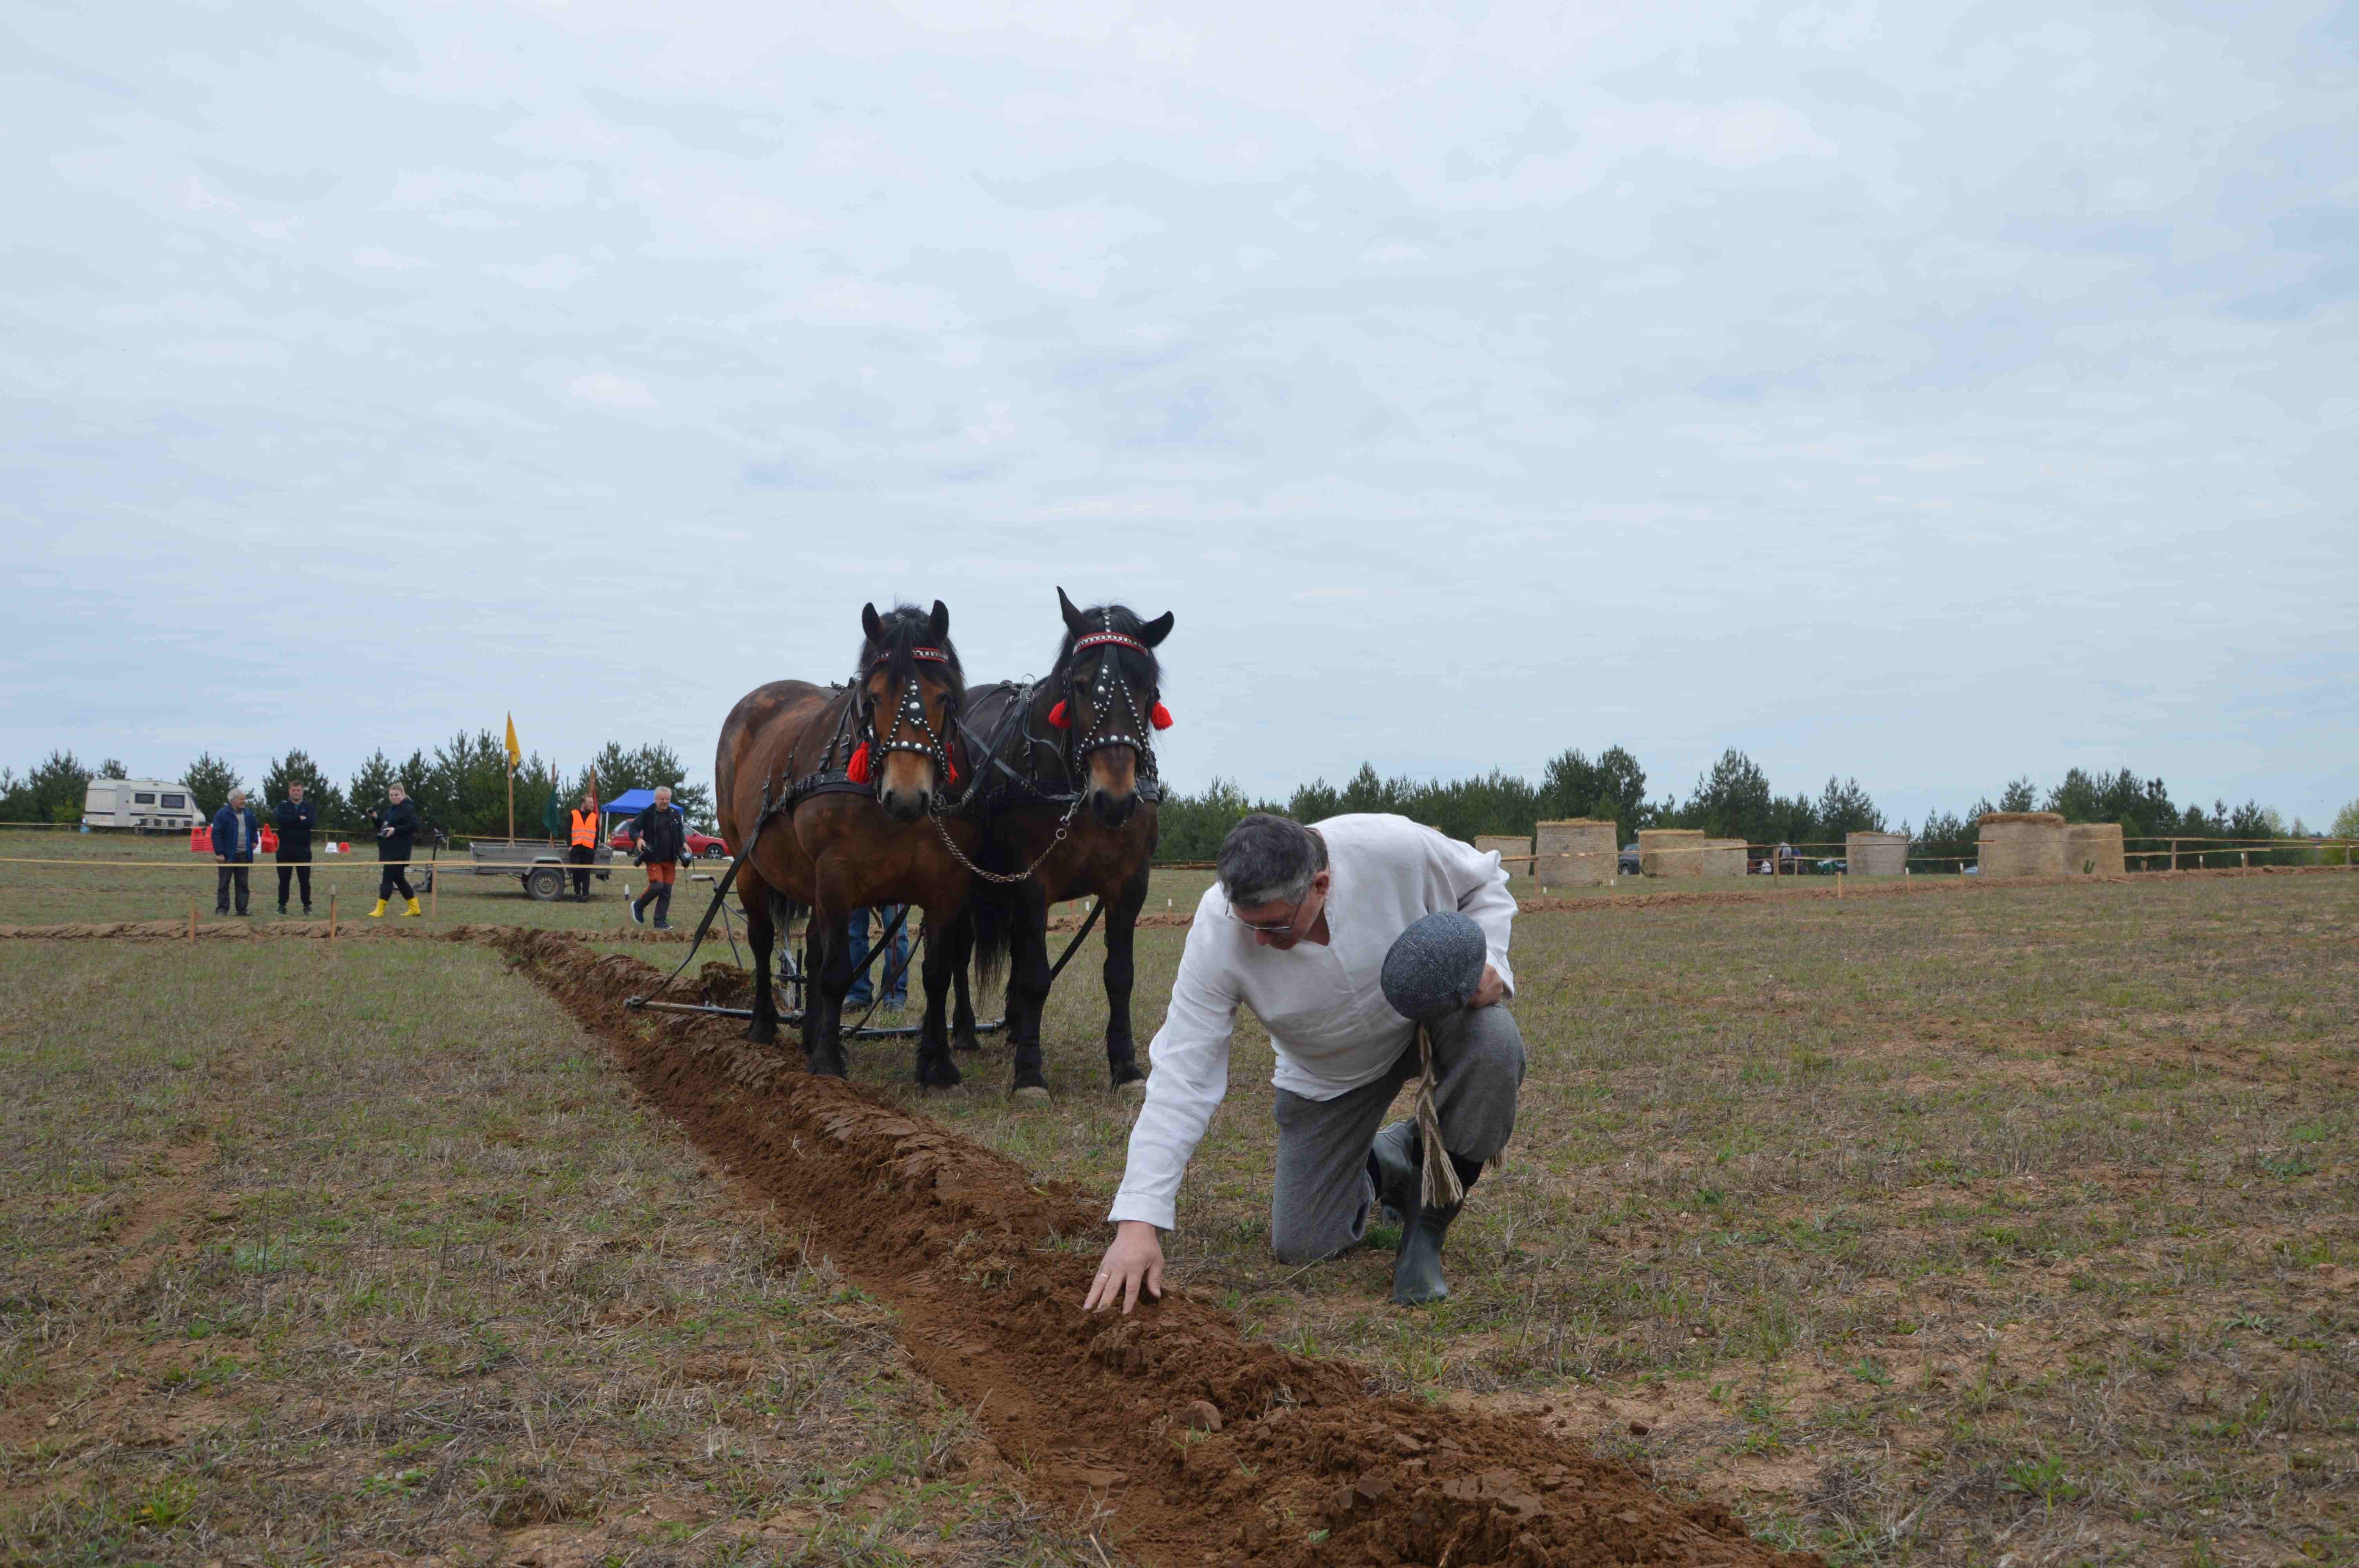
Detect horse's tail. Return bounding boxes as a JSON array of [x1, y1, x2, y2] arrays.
[[967, 893, 1012, 993], [766, 888, 807, 931]]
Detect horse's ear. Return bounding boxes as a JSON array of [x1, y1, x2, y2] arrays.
[[928, 599, 950, 643], [861, 603, 885, 645], [1056, 586, 1087, 635], [1140, 610, 1175, 647]]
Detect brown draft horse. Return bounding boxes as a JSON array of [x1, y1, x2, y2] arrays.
[[714, 601, 977, 1087], [950, 588, 1174, 1098]]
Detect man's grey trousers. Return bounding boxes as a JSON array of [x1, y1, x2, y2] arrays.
[[1268, 1002, 1525, 1264]]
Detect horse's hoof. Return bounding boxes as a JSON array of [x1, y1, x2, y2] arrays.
[[918, 1056, 963, 1091], [805, 1052, 847, 1079], [950, 1032, 981, 1055], [746, 1024, 777, 1046], [1012, 1082, 1050, 1103], [1114, 1078, 1147, 1103]]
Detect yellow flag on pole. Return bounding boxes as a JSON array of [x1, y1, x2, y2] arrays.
[[504, 713, 522, 773]]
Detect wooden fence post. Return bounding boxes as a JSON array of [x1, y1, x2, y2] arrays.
[[188, 898, 196, 945]]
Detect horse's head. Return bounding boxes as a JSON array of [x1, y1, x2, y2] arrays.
[[857, 599, 964, 822], [1052, 586, 1175, 828]]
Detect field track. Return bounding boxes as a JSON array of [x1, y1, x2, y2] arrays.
[[488, 927, 1816, 1568]]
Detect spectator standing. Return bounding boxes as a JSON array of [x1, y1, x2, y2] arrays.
[[274, 781, 317, 915], [626, 785, 686, 929], [845, 906, 911, 1011], [365, 783, 422, 918], [566, 791, 600, 899], [211, 788, 260, 916]]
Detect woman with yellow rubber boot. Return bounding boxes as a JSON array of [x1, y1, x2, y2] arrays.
[[365, 783, 423, 918]]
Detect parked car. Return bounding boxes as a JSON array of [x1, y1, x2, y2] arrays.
[[1815, 857, 1847, 874], [609, 823, 730, 859], [1618, 844, 1641, 876]]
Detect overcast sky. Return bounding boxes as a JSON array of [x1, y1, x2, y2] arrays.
[[6, 0, 2354, 829]]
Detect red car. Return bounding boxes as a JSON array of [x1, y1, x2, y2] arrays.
[[609, 824, 730, 859]]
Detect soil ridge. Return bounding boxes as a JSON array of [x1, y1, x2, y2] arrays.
[[491, 928, 1816, 1567]]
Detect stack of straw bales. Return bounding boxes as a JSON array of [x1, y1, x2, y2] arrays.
[[2063, 822, 2126, 876], [1534, 819, 1616, 888], [1702, 838, 1748, 878], [1977, 812, 2067, 878], [1636, 828, 1706, 879], [1474, 834, 1532, 880], [1846, 831, 1908, 877]]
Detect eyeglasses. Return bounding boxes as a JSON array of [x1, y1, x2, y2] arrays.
[[1228, 905, 1300, 935]]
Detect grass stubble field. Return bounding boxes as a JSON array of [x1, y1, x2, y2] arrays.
[[1, 833, 2353, 1565]]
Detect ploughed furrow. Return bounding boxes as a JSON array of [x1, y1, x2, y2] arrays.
[[491, 929, 1816, 1568]]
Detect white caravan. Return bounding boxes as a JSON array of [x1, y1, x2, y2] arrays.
[[82, 778, 203, 831]]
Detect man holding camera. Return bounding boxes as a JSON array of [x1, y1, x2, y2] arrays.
[[627, 785, 687, 930]]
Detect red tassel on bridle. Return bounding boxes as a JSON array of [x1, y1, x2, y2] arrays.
[[846, 743, 871, 784], [1047, 701, 1070, 729], [1150, 702, 1173, 730]]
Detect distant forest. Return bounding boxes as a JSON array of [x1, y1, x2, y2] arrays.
[[1150, 749, 2341, 868], [1, 734, 710, 840], [5, 741, 2347, 871]]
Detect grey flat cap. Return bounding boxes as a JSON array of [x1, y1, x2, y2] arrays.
[[1380, 910, 1487, 1023]]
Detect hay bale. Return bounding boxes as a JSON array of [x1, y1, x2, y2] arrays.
[[1534, 819, 1616, 887], [2063, 822, 2125, 876], [1636, 828, 1706, 879], [1977, 811, 2066, 878], [1474, 834, 1534, 880], [1702, 838, 1748, 878], [1846, 831, 1908, 878]]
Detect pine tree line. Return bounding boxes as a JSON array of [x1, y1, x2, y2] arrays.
[[1153, 750, 2332, 868], [3, 737, 715, 838]]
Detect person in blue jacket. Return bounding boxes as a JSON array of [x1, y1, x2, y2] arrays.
[[211, 788, 261, 916]]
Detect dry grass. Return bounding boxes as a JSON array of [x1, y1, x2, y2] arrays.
[[850, 873, 2359, 1566], [0, 937, 1098, 1566], [13, 828, 2357, 1564]]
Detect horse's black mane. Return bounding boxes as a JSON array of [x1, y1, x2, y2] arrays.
[[860, 603, 966, 704], [1052, 602, 1162, 695]]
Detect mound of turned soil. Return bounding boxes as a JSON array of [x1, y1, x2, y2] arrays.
[[490, 929, 1816, 1568]]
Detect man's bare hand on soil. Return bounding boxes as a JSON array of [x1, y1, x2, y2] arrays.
[[1083, 1220, 1164, 1314]]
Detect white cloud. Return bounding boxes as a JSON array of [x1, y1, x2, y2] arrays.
[[351, 244, 430, 270], [706, 194, 809, 242], [567, 372, 656, 406], [487, 254, 593, 289]]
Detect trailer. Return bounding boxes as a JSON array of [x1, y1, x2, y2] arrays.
[[465, 838, 616, 900], [82, 779, 203, 832]]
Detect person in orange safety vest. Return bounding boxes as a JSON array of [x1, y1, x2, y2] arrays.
[[567, 793, 600, 899]]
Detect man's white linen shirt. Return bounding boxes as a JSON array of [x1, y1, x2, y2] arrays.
[[1108, 813, 1519, 1231]]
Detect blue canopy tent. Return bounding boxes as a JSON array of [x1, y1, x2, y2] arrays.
[[600, 788, 681, 822]]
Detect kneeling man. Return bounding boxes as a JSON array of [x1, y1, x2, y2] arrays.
[[1084, 813, 1524, 1313]]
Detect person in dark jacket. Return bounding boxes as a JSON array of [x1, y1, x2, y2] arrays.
[[627, 786, 687, 929], [211, 788, 261, 915], [273, 781, 318, 915], [365, 783, 422, 918]]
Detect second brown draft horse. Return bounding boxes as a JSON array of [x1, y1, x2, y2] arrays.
[[714, 601, 978, 1087], [951, 588, 1175, 1098]]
